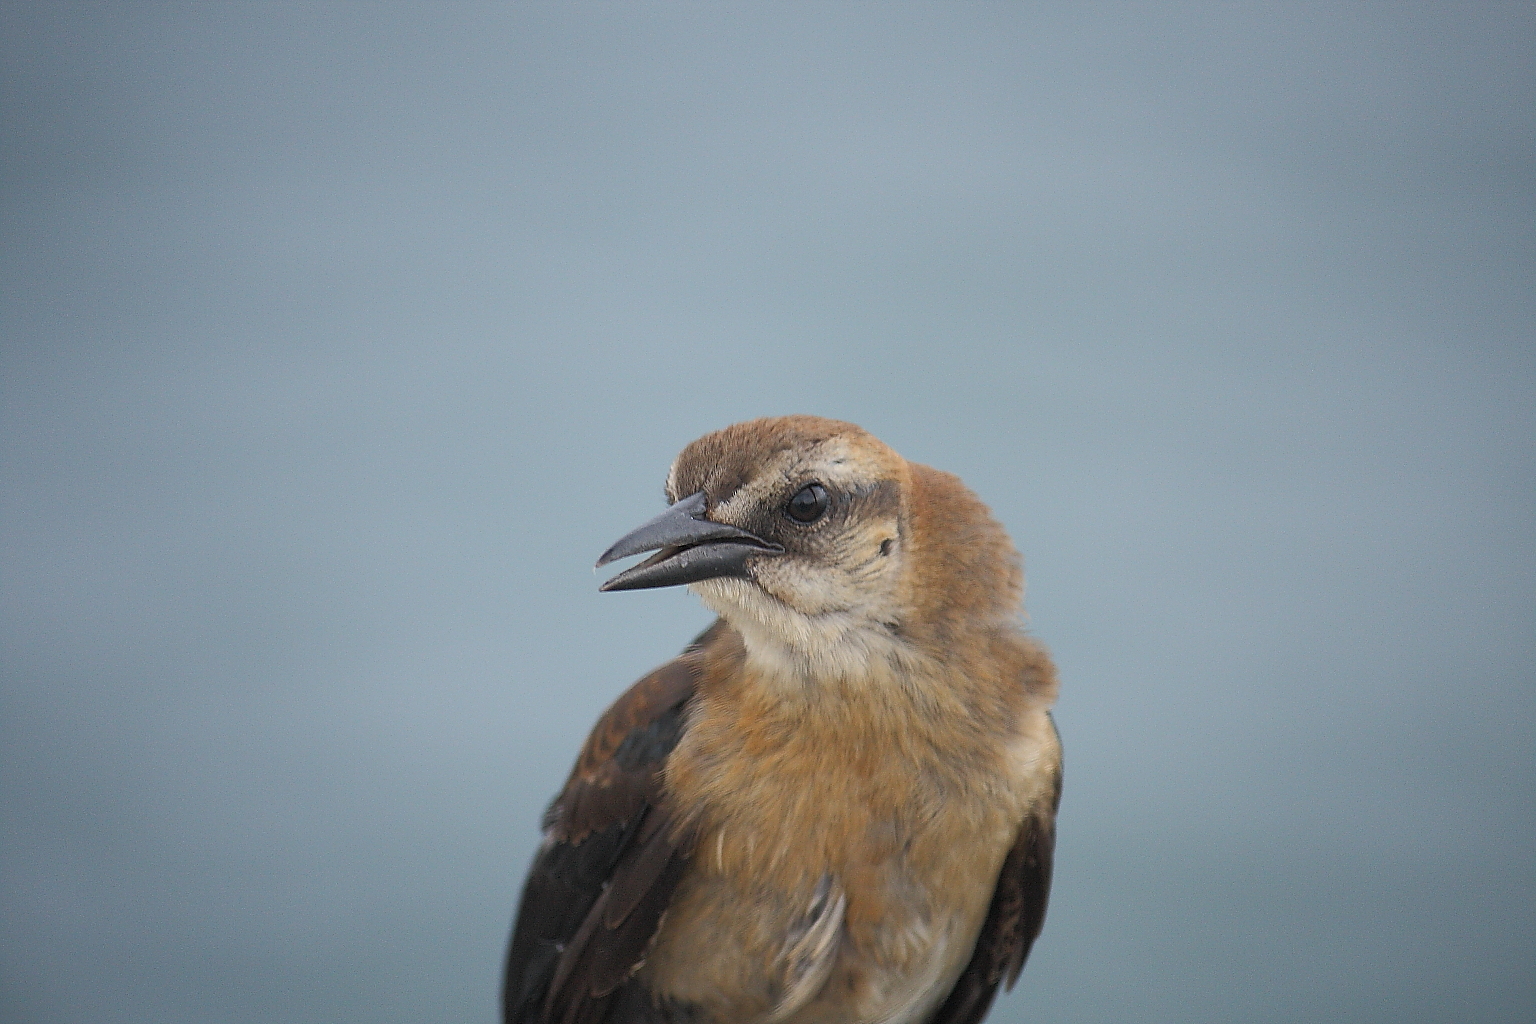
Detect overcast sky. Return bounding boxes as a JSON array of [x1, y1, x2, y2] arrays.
[[2, 4, 1532, 1023]]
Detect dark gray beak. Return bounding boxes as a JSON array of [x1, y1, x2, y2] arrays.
[[597, 491, 781, 592]]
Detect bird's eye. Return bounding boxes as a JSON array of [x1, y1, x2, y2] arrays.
[[786, 483, 829, 523]]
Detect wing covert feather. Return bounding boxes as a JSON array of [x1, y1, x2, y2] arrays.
[[926, 753, 1061, 1024], [502, 623, 722, 1024]]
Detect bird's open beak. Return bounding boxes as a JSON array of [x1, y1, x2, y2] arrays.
[[596, 491, 782, 592]]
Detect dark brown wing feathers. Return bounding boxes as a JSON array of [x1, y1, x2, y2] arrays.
[[927, 736, 1061, 1024], [541, 806, 691, 1021], [554, 652, 697, 844], [503, 624, 720, 1024]]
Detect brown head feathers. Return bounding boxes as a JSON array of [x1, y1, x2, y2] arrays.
[[661, 415, 1025, 676]]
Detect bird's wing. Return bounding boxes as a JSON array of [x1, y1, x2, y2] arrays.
[[926, 742, 1061, 1024], [502, 623, 721, 1024]]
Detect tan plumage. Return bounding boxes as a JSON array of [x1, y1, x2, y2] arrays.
[[504, 416, 1061, 1024]]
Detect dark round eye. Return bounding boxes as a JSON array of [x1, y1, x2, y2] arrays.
[[786, 482, 829, 523]]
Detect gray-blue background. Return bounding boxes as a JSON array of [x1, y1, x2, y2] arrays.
[[3, 4, 1531, 1022]]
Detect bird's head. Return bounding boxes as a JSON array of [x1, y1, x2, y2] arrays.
[[597, 416, 1022, 677]]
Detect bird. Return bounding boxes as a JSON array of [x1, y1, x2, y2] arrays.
[[502, 415, 1061, 1024]]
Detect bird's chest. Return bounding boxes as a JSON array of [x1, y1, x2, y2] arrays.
[[644, 712, 1020, 1024]]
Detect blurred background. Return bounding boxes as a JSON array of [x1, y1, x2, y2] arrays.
[[2, 4, 1531, 1022]]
